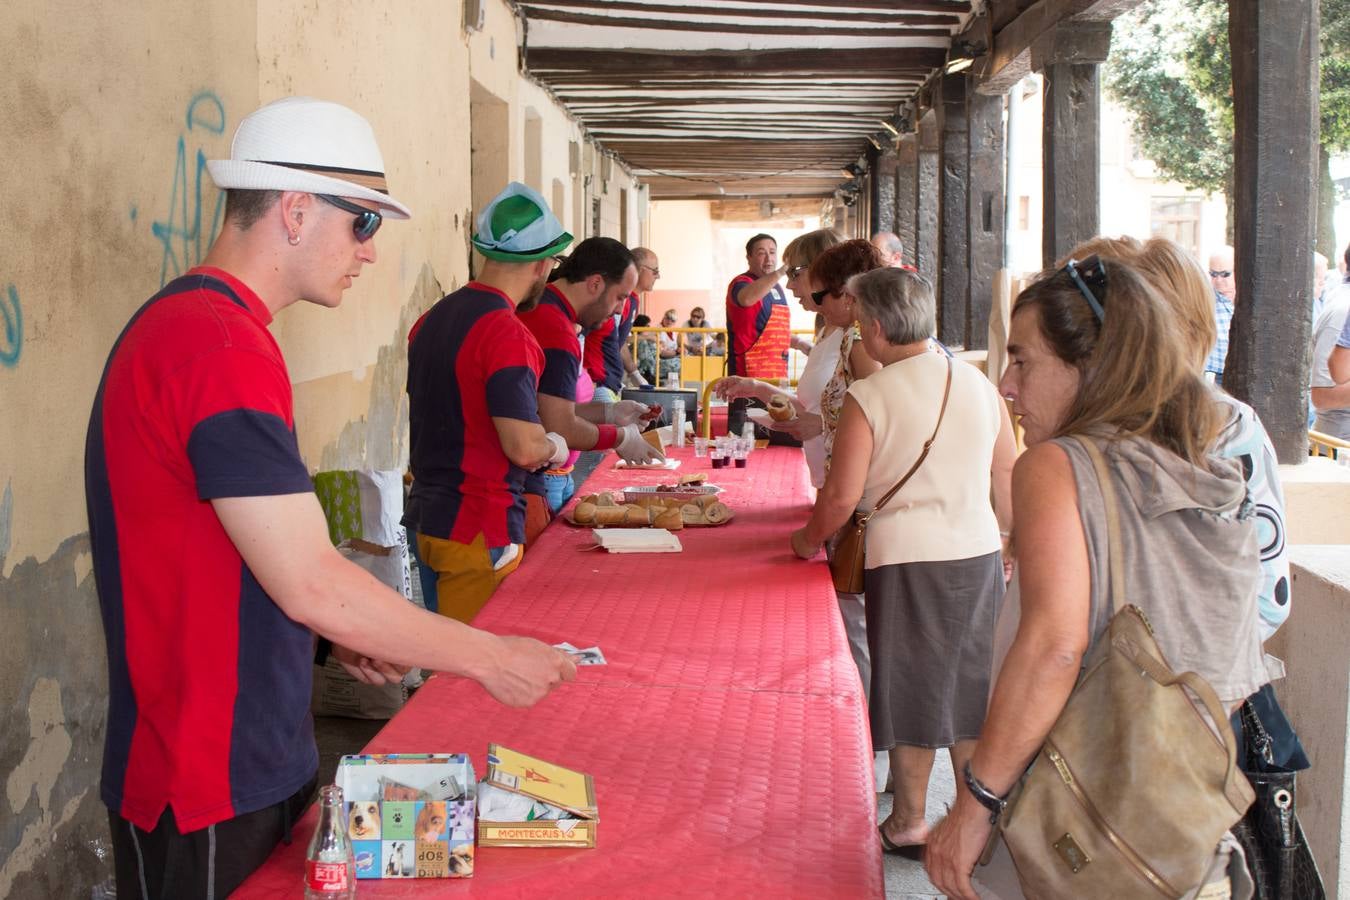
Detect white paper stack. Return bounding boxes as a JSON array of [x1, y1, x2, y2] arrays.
[[591, 528, 683, 553]]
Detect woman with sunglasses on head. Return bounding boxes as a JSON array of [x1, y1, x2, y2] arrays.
[[924, 254, 1268, 900], [715, 228, 842, 487], [792, 267, 1014, 868]]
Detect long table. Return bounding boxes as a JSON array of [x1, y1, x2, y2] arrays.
[[237, 445, 883, 898]]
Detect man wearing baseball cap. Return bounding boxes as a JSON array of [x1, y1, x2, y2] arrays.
[[85, 99, 575, 898], [404, 182, 578, 624]]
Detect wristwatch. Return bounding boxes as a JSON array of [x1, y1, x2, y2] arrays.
[[963, 761, 1008, 825]]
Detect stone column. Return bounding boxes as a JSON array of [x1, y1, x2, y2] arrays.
[[895, 135, 919, 267], [874, 148, 898, 236], [915, 112, 940, 286], [1033, 24, 1111, 267], [937, 73, 970, 347], [1227, 0, 1319, 462], [966, 91, 1006, 351]]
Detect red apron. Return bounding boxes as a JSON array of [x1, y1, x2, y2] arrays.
[[743, 301, 791, 380]]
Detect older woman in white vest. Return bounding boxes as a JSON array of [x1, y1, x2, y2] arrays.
[[791, 267, 1015, 858]]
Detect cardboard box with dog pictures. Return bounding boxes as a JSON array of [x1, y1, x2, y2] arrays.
[[477, 744, 598, 848], [336, 754, 476, 879]]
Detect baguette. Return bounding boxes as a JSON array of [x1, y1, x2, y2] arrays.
[[653, 507, 684, 531], [593, 506, 629, 526], [572, 501, 598, 524]]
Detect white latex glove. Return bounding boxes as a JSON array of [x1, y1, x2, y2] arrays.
[[625, 370, 650, 388], [615, 424, 665, 464], [606, 399, 654, 427], [544, 432, 569, 467]]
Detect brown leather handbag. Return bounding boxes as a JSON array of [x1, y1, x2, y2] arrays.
[[992, 437, 1255, 898], [828, 357, 952, 594]]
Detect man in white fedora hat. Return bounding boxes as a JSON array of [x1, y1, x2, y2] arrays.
[[85, 99, 575, 898], [404, 181, 593, 624]]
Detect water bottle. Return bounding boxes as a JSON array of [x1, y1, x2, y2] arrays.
[[672, 402, 686, 448], [305, 785, 356, 898]]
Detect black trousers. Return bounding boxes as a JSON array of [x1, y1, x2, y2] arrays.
[[109, 776, 316, 900]]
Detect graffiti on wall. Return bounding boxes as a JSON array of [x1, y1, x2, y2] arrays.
[[1, 284, 21, 368], [152, 93, 227, 286]]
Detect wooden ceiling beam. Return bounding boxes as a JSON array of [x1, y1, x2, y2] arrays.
[[522, 8, 951, 36], [525, 46, 948, 74], [521, 0, 961, 25]]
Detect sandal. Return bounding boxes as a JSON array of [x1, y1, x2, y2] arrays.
[[877, 824, 925, 860]]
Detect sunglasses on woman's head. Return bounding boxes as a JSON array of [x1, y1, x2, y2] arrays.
[[1062, 256, 1107, 323], [317, 194, 383, 242], [787, 265, 808, 279]]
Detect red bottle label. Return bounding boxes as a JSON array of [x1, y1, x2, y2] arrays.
[[305, 860, 349, 891]]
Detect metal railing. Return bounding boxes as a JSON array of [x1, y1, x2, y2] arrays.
[[1309, 429, 1350, 460], [628, 325, 817, 387]]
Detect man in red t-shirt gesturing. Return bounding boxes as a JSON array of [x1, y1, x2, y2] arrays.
[[725, 233, 790, 436], [85, 100, 574, 899]]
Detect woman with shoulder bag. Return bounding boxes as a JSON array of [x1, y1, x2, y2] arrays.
[[791, 267, 1015, 858], [924, 254, 1269, 900]]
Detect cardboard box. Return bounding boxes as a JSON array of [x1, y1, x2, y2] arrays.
[[476, 745, 598, 848], [336, 754, 476, 879]]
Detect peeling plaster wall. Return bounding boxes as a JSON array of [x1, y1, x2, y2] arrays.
[[2, 1, 627, 896]]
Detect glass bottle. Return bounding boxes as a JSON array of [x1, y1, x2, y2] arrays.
[[305, 785, 356, 898]]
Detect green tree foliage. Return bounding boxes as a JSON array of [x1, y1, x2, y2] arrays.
[[1107, 0, 1350, 250]]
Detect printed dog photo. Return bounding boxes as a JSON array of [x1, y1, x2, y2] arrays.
[[384, 841, 413, 878], [449, 801, 474, 840], [347, 801, 381, 840], [448, 843, 475, 877], [416, 802, 447, 842]]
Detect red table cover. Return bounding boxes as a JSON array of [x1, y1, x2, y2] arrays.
[[235, 446, 883, 898]]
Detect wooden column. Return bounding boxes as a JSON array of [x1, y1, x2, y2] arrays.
[[966, 90, 1006, 351], [1228, 0, 1319, 462], [937, 73, 970, 347], [915, 112, 940, 286], [874, 148, 898, 236], [1034, 24, 1111, 267], [895, 135, 919, 267]]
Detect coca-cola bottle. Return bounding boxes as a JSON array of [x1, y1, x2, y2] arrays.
[[304, 785, 356, 898]]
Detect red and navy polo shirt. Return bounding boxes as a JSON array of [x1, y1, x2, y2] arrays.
[[583, 291, 637, 391], [84, 268, 318, 833], [518, 284, 582, 495], [405, 282, 544, 548], [725, 272, 789, 377]]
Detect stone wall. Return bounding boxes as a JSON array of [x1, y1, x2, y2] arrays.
[[0, 1, 640, 895]]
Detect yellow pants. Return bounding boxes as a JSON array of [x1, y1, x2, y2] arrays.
[[416, 532, 523, 624]]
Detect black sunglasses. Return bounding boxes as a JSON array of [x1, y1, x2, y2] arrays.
[[811, 287, 838, 306], [787, 265, 808, 279], [1063, 256, 1107, 322], [1209, 269, 1232, 279], [317, 194, 382, 242]]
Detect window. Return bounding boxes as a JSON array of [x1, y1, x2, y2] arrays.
[[1150, 198, 1203, 257], [1017, 196, 1030, 231]]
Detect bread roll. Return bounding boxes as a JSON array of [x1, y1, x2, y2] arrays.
[[623, 505, 652, 526], [767, 395, 796, 422], [596, 491, 619, 507], [694, 494, 720, 511], [572, 501, 598, 524], [703, 502, 731, 524]]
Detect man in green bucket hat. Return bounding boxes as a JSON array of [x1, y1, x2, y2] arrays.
[[405, 182, 576, 623]]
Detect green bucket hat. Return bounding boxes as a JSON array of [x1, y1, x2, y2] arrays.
[[472, 181, 574, 262]]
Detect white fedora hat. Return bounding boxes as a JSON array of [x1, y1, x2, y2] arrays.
[[207, 97, 412, 219]]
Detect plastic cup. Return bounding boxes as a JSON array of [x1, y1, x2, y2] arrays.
[[693, 437, 710, 458]]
